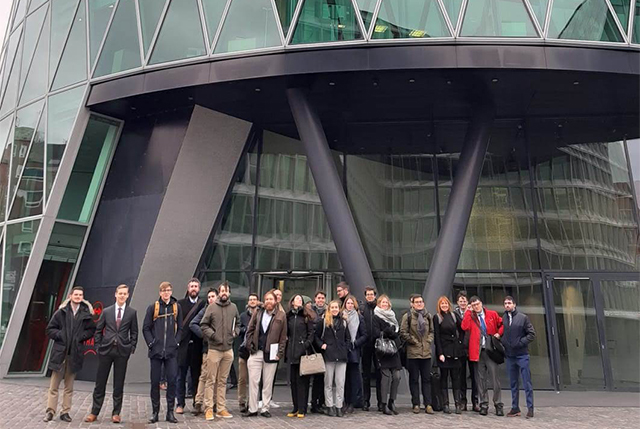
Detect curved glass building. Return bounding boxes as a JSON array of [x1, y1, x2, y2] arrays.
[[0, 0, 637, 393]]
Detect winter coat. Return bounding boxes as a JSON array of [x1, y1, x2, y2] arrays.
[[314, 317, 350, 363], [499, 309, 536, 357], [286, 307, 315, 365], [461, 308, 502, 362], [189, 305, 208, 354], [372, 315, 402, 369], [177, 297, 205, 365], [454, 307, 470, 356], [142, 297, 183, 359], [312, 304, 326, 319], [399, 308, 434, 360], [346, 313, 368, 363], [434, 312, 464, 368], [360, 300, 377, 346], [246, 307, 287, 363], [238, 305, 258, 360], [46, 298, 96, 373], [200, 299, 240, 352]]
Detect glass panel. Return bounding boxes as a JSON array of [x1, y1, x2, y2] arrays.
[[347, 154, 438, 270], [58, 116, 120, 223], [547, 0, 624, 41], [373, 271, 427, 313], [52, 0, 88, 90], [291, 0, 364, 44], [372, 0, 450, 39], [275, 0, 301, 37], [255, 131, 341, 271], [628, 139, 640, 213], [0, 127, 15, 222], [29, 0, 49, 13], [0, 27, 24, 117], [260, 273, 323, 304], [1, 25, 23, 97], [202, 0, 228, 45], [12, 0, 28, 30], [214, 0, 282, 53], [20, 2, 48, 85], [527, 0, 549, 29], [533, 141, 640, 271], [8, 222, 86, 373], [609, 0, 631, 33], [46, 86, 85, 201], [19, 9, 50, 105], [50, 0, 79, 83], [88, 0, 118, 68], [355, 0, 378, 31], [601, 280, 640, 391], [11, 101, 45, 208], [139, 0, 167, 56], [460, 0, 539, 36], [149, 0, 207, 64], [553, 279, 605, 390], [9, 105, 45, 220], [94, 0, 142, 77], [441, 0, 464, 28], [633, 0, 640, 42], [1, 219, 41, 347], [453, 272, 552, 388]]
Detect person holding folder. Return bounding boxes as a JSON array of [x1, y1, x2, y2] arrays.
[[242, 290, 287, 418]]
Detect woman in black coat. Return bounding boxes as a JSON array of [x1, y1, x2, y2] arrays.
[[434, 296, 465, 414], [342, 295, 368, 413], [314, 300, 350, 417], [286, 294, 316, 418], [372, 294, 402, 415]]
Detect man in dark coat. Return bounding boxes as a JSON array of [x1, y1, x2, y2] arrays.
[[498, 296, 536, 419], [454, 291, 479, 411], [143, 281, 183, 424], [85, 284, 138, 424], [238, 293, 260, 413], [360, 286, 382, 411], [310, 291, 326, 413], [44, 286, 96, 423], [176, 278, 205, 414]]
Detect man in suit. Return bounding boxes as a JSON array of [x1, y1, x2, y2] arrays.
[[85, 284, 138, 424], [176, 278, 205, 414]]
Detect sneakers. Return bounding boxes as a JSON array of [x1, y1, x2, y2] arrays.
[[216, 409, 233, 419], [413, 405, 420, 414], [526, 408, 534, 419], [496, 404, 504, 416], [287, 411, 297, 418], [425, 405, 434, 414], [507, 408, 521, 417], [297, 413, 305, 418], [479, 407, 488, 416], [205, 410, 214, 421]]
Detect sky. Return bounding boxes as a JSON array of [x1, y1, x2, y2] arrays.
[[0, 1, 11, 49]]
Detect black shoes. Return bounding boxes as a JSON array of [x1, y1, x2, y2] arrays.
[[239, 405, 248, 414], [345, 404, 354, 414], [460, 400, 468, 411], [327, 406, 337, 417], [310, 406, 322, 414], [388, 400, 399, 415], [377, 403, 384, 412], [526, 408, 534, 418], [382, 405, 393, 415], [455, 404, 463, 414], [479, 407, 488, 416], [43, 411, 54, 422], [166, 410, 178, 423], [59, 413, 72, 422], [443, 405, 451, 414], [336, 407, 344, 417], [363, 401, 370, 411], [192, 403, 203, 416], [496, 404, 504, 416], [260, 411, 272, 418], [472, 404, 481, 412], [242, 411, 258, 417], [148, 411, 159, 423]]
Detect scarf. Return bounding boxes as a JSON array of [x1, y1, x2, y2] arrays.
[[374, 306, 399, 332], [414, 308, 427, 336], [346, 309, 359, 344]]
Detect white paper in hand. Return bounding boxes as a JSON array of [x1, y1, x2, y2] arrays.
[[269, 343, 279, 360]]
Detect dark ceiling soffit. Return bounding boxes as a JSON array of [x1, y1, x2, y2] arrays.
[[87, 45, 640, 107]]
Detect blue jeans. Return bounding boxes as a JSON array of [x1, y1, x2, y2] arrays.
[[506, 355, 533, 410]]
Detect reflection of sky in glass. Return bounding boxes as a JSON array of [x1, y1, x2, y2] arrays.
[[628, 139, 640, 183]]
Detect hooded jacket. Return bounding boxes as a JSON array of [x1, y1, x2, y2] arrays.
[[499, 308, 536, 357], [200, 298, 240, 352], [142, 296, 183, 359], [46, 298, 96, 373]]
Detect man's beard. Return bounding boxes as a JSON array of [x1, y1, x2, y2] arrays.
[[265, 303, 275, 312], [220, 295, 228, 302], [189, 290, 199, 298]]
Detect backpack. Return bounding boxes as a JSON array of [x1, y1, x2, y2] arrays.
[[153, 301, 179, 333]]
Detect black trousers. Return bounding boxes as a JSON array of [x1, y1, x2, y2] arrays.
[[176, 344, 202, 407], [406, 358, 432, 407], [459, 357, 479, 406], [344, 362, 364, 408], [91, 350, 129, 416], [440, 366, 462, 407], [289, 364, 310, 413], [361, 344, 382, 407], [150, 357, 178, 413], [311, 373, 325, 408]]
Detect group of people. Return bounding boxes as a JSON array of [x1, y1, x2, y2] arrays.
[[42, 280, 536, 424]]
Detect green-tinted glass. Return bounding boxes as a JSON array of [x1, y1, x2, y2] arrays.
[[88, 0, 118, 67], [10, 104, 45, 220], [19, 11, 49, 105], [372, 0, 450, 39], [149, 0, 207, 64], [59, 116, 119, 223], [1, 219, 41, 345], [0, 126, 13, 222], [441, 0, 463, 29], [609, 0, 631, 33], [275, 0, 300, 37], [214, 0, 282, 54], [11, 100, 45, 208], [139, 0, 167, 56], [1, 25, 23, 95], [461, 0, 538, 37], [355, 0, 378, 32], [29, 0, 48, 13], [50, 0, 79, 84], [94, 0, 142, 77], [20, 3, 48, 85], [201, 0, 228, 45], [52, 0, 87, 91], [548, 0, 624, 41], [0, 27, 23, 118], [12, 0, 27, 30], [46, 86, 85, 201], [291, 0, 364, 44], [634, 0, 640, 43], [527, 0, 548, 29]]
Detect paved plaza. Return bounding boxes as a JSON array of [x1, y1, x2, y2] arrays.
[[1, 379, 638, 429]]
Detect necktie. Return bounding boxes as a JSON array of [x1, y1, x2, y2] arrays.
[[117, 307, 122, 329], [479, 314, 487, 336]]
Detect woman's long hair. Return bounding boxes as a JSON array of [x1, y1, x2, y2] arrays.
[[288, 294, 315, 321], [341, 294, 359, 312], [436, 296, 453, 317], [324, 300, 341, 327]]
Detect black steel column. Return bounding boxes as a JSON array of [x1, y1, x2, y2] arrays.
[[423, 106, 494, 313], [287, 88, 375, 296]]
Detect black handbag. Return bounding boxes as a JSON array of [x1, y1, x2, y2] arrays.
[[375, 333, 398, 357], [486, 335, 505, 365]]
